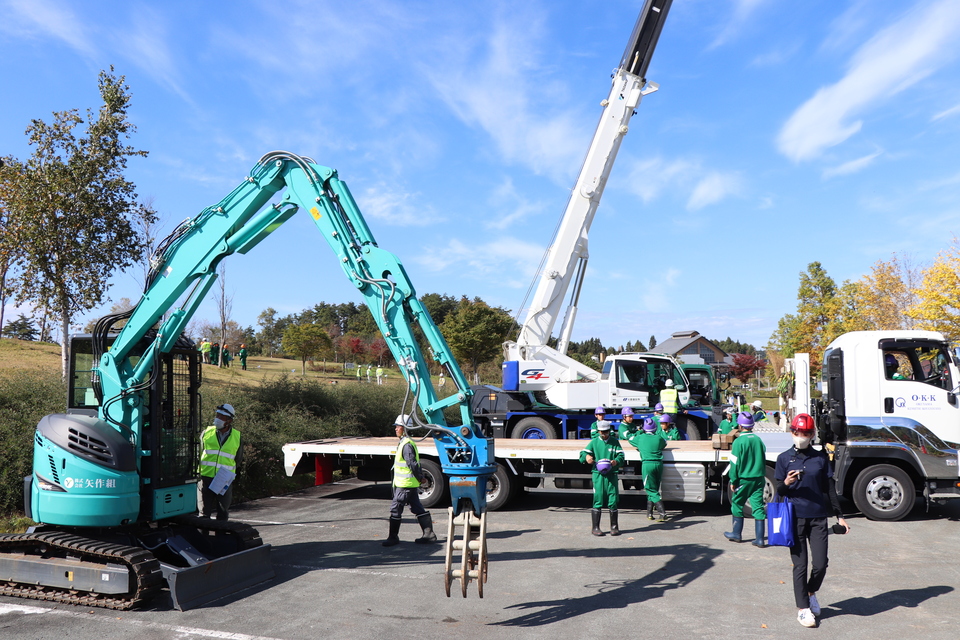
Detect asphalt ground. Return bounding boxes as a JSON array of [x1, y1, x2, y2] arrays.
[[1, 480, 958, 640]]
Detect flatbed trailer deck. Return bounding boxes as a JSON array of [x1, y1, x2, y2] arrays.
[[283, 434, 793, 511]]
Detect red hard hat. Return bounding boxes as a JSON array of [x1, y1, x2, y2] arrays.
[[791, 413, 815, 433]]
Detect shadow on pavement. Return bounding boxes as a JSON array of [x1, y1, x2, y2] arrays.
[[490, 543, 720, 627], [823, 585, 954, 619]]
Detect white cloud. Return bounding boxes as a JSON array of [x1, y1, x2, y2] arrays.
[[931, 103, 960, 122], [626, 156, 699, 203], [778, 0, 960, 162], [121, 6, 192, 104], [821, 149, 883, 179], [687, 172, 743, 211], [356, 184, 443, 227], [3, 0, 97, 58], [641, 268, 682, 312], [423, 8, 587, 183], [486, 178, 545, 230], [709, 0, 771, 50], [413, 236, 543, 289]]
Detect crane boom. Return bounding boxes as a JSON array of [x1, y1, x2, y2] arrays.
[[509, 0, 672, 356]]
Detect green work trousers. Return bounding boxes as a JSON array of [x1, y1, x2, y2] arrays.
[[591, 471, 619, 509], [731, 476, 766, 519], [642, 461, 663, 503]]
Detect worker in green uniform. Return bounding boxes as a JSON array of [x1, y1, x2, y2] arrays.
[[718, 407, 738, 434], [588, 406, 606, 438], [238, 344, 248, 370], [579, 420, 624, 536], [617, 407, 639, 441], [629, 418, 668, 521], [221, 344, 232, 368], [659, 412, 681, 441], [725, 411, 768, 546], [210, 342, 220, 366]]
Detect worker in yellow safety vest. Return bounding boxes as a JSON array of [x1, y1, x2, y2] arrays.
[[660, 379, 680, 414], [382, 414, 439, 547], [198, 403, 242, 520]]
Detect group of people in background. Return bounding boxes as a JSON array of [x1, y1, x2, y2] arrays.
[[198, 339, 248, 370], [580, 394, 851, 628]]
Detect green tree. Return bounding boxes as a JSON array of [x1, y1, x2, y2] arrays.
[[420, 293, 458, 326], [256, 307, 289, 357], [83, 297, 135, 332], [648, 335, 658, 350], [1, 314, 39, 341], [441, 297, 514, 384], [2, 68, 153, 377], [0, 166, 24, 335], [282, 323, 333, 375]]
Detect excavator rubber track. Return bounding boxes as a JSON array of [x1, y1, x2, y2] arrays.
[[0, 531, 164, 610]]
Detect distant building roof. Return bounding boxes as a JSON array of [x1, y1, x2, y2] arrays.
[[652, 331, 730, 365]]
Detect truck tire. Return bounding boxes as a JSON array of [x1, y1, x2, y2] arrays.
[[417, 459, 449, 508], [852, 464, 916, 521], [485, 463, 515, 511], [728, 466, 776, 518], [511, 417, 557, 439], [679, 414, 703, 440]]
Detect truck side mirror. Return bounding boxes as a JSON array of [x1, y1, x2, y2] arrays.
[[949, 392, 957, 407]]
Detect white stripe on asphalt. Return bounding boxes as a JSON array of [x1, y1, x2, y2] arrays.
[[0, 603, 287, 640]]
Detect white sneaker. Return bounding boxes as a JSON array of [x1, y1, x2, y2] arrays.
[[797, 608, 817, 628], [808, 593, 821, 616]]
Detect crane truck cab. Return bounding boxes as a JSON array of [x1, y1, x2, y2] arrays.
[[818, 330, 960, 520]]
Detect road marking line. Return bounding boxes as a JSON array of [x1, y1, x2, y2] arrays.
[[0, 603, 285, 640]]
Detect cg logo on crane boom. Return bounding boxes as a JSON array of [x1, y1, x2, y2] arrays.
[[522, 368, 549, 380]]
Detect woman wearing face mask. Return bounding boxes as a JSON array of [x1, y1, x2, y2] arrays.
[[775, 413, 851, 628]]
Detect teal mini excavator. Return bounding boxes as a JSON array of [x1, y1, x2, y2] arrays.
[[0, 152, 495, 610]]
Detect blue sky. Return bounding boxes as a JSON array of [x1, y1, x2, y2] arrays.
[[3, 0, 960, 351]]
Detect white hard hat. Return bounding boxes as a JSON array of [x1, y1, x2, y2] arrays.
[[216, 403, 236, 418], [664, 379, 674, 387], [752, 400, 762, 408], [394, 414, 412, 427], [596, 420, 612, 432]]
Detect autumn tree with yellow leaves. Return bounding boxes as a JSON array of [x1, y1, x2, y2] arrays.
[[907, 242, 960, 342]]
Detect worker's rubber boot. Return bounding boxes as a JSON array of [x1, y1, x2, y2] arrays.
[[381, 517, 401, 547], [414, 512, 438, 544], [656, 501, 667, 522], [724, 516, 744, 542], [752, 519, 767, 548], [591, 509, 605, 536], [646, 502, 655, 520], [609, 510, 621, 536]]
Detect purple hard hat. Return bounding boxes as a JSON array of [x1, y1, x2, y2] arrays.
[[643, 418, 657, 432], [737, 412, 755, 429], [654, 403, 664, 412], [595, 407, 606, 415], [621, 407, 634, 416], [595, 459, 613, 473], [660, 413, 673, 424]]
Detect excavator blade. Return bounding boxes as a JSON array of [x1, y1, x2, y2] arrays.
[[162, 544, 274, 611]]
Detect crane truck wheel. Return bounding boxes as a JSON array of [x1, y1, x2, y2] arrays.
[[852, 464, 916, 521], [678, 414, 703, 440], [485, 463, 516, 511], [417, 459, 449, 508], [510, 417, 558, 439]]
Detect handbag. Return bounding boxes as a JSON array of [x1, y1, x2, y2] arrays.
[[767, 496, 795, 547]]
